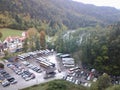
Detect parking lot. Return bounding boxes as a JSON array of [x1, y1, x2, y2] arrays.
[[0, 50, 67, 90], [56, 53, 101, 87], [0, 49, 109, 90]]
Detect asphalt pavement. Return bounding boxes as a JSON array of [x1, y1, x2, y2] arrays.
[[0, 54, 66, 90]]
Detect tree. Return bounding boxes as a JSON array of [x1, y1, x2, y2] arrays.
[[55, 30, 79, 53], [107, 23, 120, 76], [23, 38, 28, 52], [90, 73, 111, 90], [27, 28, 38, 38], [46, 80, 67, 90], [97, 73, 111, 90], [27, 28, 39, 51], [0, 32, 2, 39], [40, 30, 46, 49], [90, 82, 99, 90], [105, 85, 120, 90], [0, 63, 4, 68], [80, 25, 120, 75], [35, 37, 40, 50]]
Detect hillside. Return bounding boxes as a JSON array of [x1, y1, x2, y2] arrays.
[[0, 0, 120, 30], [21, 79, 120, 90], [22, 79, 87, 90]]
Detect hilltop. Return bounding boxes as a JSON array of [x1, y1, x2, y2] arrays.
[[0, 0, 120, 31]]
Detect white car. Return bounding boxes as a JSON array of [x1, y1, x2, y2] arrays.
[[24, 77, 31, 81], [22, 61, 30, 66], [84, 82, 88, 87], [69, 77, 73, 82], [93, 78, 97, 82], [1, 80, 10, 87], [87, 83, 92, 87], [66, 76, 70, 81], [72, 73, 76, 77], [75, 80, 79, 84]]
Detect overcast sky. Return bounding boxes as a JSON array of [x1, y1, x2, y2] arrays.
[[73, 0, 120, 9]]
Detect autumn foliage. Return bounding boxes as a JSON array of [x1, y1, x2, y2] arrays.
[[40, 30, 46, 49]]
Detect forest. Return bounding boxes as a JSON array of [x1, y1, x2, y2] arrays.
[[1, 0, 120, 35], [54, 23, 120, 76]]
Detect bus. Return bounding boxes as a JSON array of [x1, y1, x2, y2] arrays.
[[68, 67, 80, 73]]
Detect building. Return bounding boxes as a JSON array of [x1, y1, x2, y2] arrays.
[[3, 33, 26, 52]]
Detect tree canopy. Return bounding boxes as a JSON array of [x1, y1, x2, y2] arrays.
[[81, 23, 120, 76], [0, 63, 4, 68]]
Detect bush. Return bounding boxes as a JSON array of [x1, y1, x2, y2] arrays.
[[46, 80, 67, 90], [105, 85, 120, 90], [0, 63, 4, 68]]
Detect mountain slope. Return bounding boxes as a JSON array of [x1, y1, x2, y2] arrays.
[[0, 0, 120, 30]]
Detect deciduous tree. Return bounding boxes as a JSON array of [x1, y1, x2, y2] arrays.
[[27, 28, 39, 51], [40, 30, 46, 49], [0, 63, 4, 68]]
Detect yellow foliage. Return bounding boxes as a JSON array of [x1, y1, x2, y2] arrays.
[[23, 13, 31, 21], [27, 28, 38, 38], [0, 14, 12, 27]]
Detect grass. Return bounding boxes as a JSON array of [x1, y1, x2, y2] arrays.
[[0, 28, 24, 41], [21, 79, 88, 90]]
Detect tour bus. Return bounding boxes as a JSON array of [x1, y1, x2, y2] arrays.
[[39, 61, 50, 68], [62, 61, 74, 65], [64, 64, 75, 68], [39, 60, 55, 68], [68, 67, 80, 73], [60, 54, 70, 58]]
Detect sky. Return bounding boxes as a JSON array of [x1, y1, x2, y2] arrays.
[[73, 0, 120, 9]]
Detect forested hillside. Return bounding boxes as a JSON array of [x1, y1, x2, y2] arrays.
[[81, 23, 120, 76], [55, 22, 120, 76], [0, 0, 120, 33]]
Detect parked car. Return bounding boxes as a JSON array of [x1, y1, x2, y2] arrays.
[[62, 76, 67, 80], [1, 80, 10, 87], [93, 78, 97, 82], [0, 76, 4, 83], [24, 76, 32, 81], [3, 73, 11, 78], [88, 83, 92, 87], [69, 77, 73, 82], [0, 70, 6, 75], [44, 74, 55, 79], [84, 82, 88, 87], [75, 80, 79, 84], [21, 61, 30, 66], [7, 77, 17, 84], [30, 74, 35, 79], [66, 76, 70, 81]]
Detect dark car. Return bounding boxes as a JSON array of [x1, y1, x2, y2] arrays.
[[7, 77, 17, 84], [0, 70, 6, 75], [3, 74, 11, 78]]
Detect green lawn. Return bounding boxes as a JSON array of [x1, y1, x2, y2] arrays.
[[0, 28, 24, 41]]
